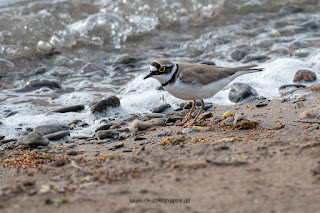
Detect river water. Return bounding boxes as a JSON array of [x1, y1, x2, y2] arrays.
[[0, 0, 320, 138]]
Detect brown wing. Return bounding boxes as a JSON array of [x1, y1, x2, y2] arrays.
[[178, 63, 258, 85]]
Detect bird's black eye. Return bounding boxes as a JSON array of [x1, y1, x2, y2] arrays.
[[158, 67, 165, 72]]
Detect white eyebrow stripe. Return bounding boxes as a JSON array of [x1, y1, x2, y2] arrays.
[[150, 65, 157, 71]]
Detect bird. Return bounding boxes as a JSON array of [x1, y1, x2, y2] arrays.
[[144, 59, 263, 127]]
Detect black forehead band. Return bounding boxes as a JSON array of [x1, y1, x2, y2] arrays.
[[151, 62, 160, 68]]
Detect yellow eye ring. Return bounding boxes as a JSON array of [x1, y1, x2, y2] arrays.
[[158, 67, 166, 72]]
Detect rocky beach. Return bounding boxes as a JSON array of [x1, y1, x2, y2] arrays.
[[1, 0, 320, 212]]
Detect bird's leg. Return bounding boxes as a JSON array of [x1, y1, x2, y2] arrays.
[[185, 99, 205, 127], [176, 100, 196, 126]]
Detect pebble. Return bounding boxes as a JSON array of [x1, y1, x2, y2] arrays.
[[229, 83, 258, 103], [113, 114, 139, 124], [279, 5, 304, 15], [233, 114, 248, 125], [166, 117, 183, 124], [231, 49, 249, 61], [278, 84, 306, 94], [123, 149, 133, 153], [16, 79, 61, 92], [211, 116, 223, 125], [95, 124, 112, 132], [293, 69, 317, 82], [152, 102, 171, 113], [242, 54, 269, 63], [44, 130, 70, 141], [113, 142, 124, 149], [199, 112, 213, 120], [16, 133, 49, 148], [112, 54, 137, 64], [51, 55, 74, 67], [182, 127, 198, 134], [221, 117, 234, 126], [158, 131, 168, 137], [97, 130, 120, 140], [53, 105, 85, 113], [144, 113, 164, 119], [255, 99, 268, 107], [130, 118, 166, 132], [90, 96, 120, 113], [34, 66, 49, 75], [134, 136, 147, 141], [66, 150, 79, 155], [34, 124, 69, 135]]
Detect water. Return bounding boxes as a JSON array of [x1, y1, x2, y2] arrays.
[[1, 0, 320, 138]]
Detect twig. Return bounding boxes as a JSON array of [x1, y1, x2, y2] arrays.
[[293, 120, 319, 124]]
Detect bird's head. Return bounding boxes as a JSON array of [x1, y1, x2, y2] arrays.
[[144, 60, 175, 80]]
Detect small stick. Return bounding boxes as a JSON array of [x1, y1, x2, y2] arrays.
[[293, 120, 319, 124]]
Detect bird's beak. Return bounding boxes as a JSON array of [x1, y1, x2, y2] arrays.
[[144, 72, 153, 80]]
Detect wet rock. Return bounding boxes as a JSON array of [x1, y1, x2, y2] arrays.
[[182, 127, 198, 134], [278, 84, 306, 94], [255, 99, 268, 107], [53, 105, 85, 113], [113, 114, 139, 125], [95, 124, 112, 132], [231, 49, 249, 61], [90, 96, 120, 113], [183, 100, 204, 109], [166, 117, 183, 124], [34, 67, 49, 75], [300, 106, 320, 120], [242, 54, 269, 63], [44, 130, 70, 141], [221, 117, 234, 126], [123, 149, 133, 153], [211, 116, 223, 125], [134, 136, 147, 141], [130, 118, 166, 131], [51, 55, 74, 67], [81, 63, 107, 73], [233, 114, 248, 125], [279, 5, 305, 15], [293, 69, 317, 82], [97, 130, 119, 140], [34, 124, 69, 135], [299, 21, 317, 31], [16, 133, 49, 148], [112, 54, 137, 64], [152, 103, 171, 113], [0, 58, 14, 69], [158, 131, 167, 137], [229, 83, 258, 103], [16, 80, 61, 92]]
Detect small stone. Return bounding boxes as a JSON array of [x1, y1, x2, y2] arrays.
[[123, 149, 133, 153], [113, 114, 139, 124], [112, 54, 137, 64], [95, 124, 112, 132], [199, 112, 213, 120], [293, 69, 317, 82], [110, 124, 121, 129], [182, 127, 198, 134], [44, 130, 70, 141], [233, 114, 248, 125], [231, 49, 249, 61], [129, 118, 166, 132], [34, 67, 49, 75], [229, 83, 258, 103], [51, 55, 74, 67], [16, 80, 61, 93], [166, 117, 183, 124], [97, 130, 119, 140], [221, 117, 234, 126], [255, 99, 268, 107], [66, 150, 79, 155], [53, 105, 85, 113], [211, 116, 223, 125], [279, 5, 305, 15], [16, 133, 49, 148], [34, 124, 69, 135], [152, 103, 171, 113], [158, 131, 167, 137], [242, 54, 270, 63], [90, 96, 120, 113], [114, 142, 124, 149], [81, 63, 107, 73], [144, 113, 164, 119], [134, 136, 147, 141]]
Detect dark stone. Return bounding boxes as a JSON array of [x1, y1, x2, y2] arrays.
[[299, 21, 317, 31], [6, 111, 18, 118], [15, 80, 61, 92], [199, 61, 216, 66], [34, 124, 69, 135], [90, 96, 120, 113], [278, 84, 306, 94], [113, 54, 137, 64], [113, 142, 124, 149], [134, 136, 147, 141], [113, 114, 139, 125], [34, 67, 49, 75], [199, 112, 213, 120], [95, 124, 112, 132], [166, 117, 183, 123], [183, 100, 204, 109], [242, 54, 270, 63], [16, 133, 49, 148], [152, 103, 171, 113], [255, 99, 268, 107], [123, 149, 133, 153], [53, 105, 85, 113], [97, 130, 119, 139], [231, 49, 249, 61], [293, 69, 317, 82], [44, 130, 70, 141], [279, 5, 305, 15], [229, 83, 258, 103]]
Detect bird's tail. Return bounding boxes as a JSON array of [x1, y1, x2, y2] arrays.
[[227, 64, 264, 73]]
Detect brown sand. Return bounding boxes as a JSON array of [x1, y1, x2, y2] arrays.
[[1, 95, 320, 213]]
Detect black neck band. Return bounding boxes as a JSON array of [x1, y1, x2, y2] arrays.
[[162, 64, 178, 87]]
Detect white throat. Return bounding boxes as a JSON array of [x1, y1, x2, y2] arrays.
[[152, 63, 177, 85]]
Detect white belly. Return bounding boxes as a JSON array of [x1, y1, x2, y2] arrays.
[[164, 77, 231, 100]]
